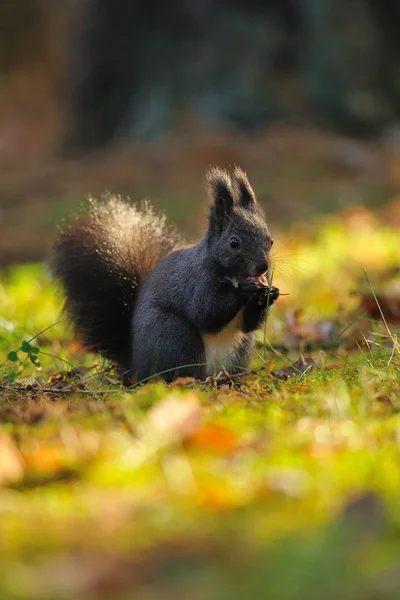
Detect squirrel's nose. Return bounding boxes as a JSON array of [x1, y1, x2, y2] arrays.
[[254, 261, 269, 276]]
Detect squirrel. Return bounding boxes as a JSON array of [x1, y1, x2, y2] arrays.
[[51, 167, 279, 383]]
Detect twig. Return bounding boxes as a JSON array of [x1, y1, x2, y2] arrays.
[[210, 364, 267, 386]]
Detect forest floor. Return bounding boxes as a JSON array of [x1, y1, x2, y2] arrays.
[[1, 199, 400, 599]]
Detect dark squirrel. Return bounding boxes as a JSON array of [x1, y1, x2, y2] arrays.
[[51, 167, 279, 383]]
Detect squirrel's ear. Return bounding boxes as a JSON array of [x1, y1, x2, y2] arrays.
[[233, 167, 256, 208], [206, 167, 234, 230]]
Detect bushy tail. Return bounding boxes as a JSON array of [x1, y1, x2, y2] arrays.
[[51, 196, 182, 372]]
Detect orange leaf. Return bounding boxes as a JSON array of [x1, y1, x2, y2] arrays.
[[24, 446, 64, 473], [187, 425, 239, 454]]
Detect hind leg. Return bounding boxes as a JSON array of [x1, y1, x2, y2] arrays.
[[133, 311, 206, 383], [222, 334, 255, 376]]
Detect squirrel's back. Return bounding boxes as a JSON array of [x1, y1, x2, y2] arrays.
[[51, 196, 181, 373]]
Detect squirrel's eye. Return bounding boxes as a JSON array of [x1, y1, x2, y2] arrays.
[[230, 237, 240, 248], [270, 239, 274, 248]]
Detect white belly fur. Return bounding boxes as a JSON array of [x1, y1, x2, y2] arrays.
[[202, 311, 244, 376]]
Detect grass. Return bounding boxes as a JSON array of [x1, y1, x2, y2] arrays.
[[1, 208, 400, 599]]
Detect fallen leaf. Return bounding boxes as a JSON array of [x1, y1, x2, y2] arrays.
[[67, 341, 83, 353], [148, 393, 201, 440], [186, 425, 239, 454], [283, 310, 336, 349], [272, 355, 315, 380], [376, 394, 393, 408], [170, 377, 196, 387], [359, 290, 400, 323], [218, 384, 231, 393], [24, 446, 64, 473], [103, 375, 121, 385]]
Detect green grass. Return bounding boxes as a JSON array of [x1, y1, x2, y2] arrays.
[[1, 212, 400, 599]]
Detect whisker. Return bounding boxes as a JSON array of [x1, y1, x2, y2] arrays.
[[273, 264, 309, 277], [271, 238, 300, 254]]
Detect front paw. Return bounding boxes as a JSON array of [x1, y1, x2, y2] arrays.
[[259, 285, 280, 307], [239, 280, 280, 307], [238, 280, 259, 299]]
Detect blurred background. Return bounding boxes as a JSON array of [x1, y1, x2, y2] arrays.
[[1, 0, 400, 264]]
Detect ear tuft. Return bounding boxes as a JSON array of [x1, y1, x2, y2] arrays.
[[206, 167, 234, 230], [233, 167, 256, 208]]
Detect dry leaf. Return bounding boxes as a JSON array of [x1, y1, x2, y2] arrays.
[[103, 375, 121, 385], [170, 377, 196, 387], [376, 394, 393, 408], [284, 310, 335, 348], [218, 384, 231, 393], [359, 290, 400, 323], [272, 355, 315, 380]]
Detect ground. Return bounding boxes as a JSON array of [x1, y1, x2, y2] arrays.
[[1, 203, 400, 599]]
